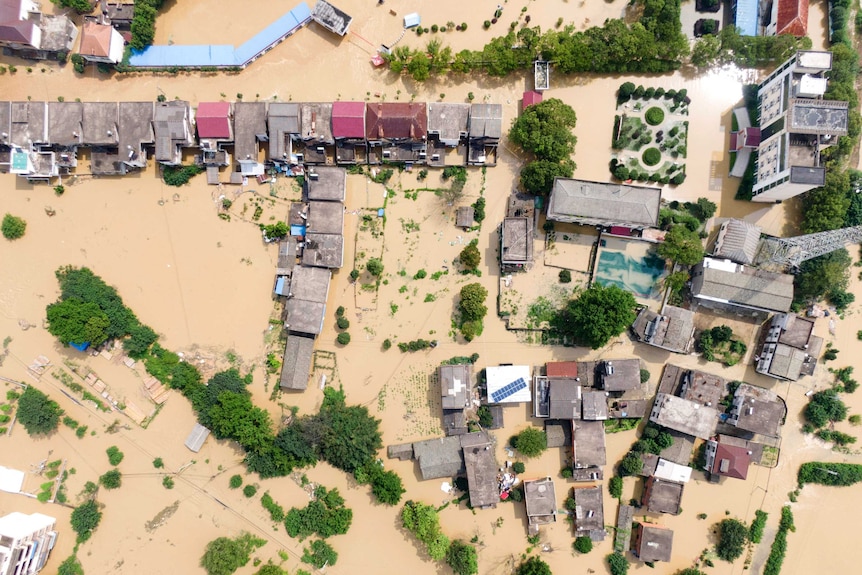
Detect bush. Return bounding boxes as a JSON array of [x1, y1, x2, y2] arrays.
[[335, 306, 345, 317], [749, 510, 768, 543], [284, 486, 352, 538], [609, 476, 623, 499], [574, 536, 593, 554], [606, 552, 629, 575], [336, 317, 350, 329], [512, 461, 526, 474], [639, 368, 650, 383], [301, 540, 338, 569], [402, 500, 450, 560], [559, 269, 572, 283], [716, 518, 748, 561], [99, 469, 122, 490], [366, 258, 384, 277], [243, 484, 258, 498], [560, 467, 573, 478], [201, 533, 266, 575], [336, 332, 351, 345], [446, 540, 478, 575], [106, 446, 124, 466], [163, 476, 175, 489], [459, 243, 481, 270], [229, 475, 243, 489], [163, 164, 204, 186], [70, 500, 102, 542], [517, 556, 552, 575], [512, 427, 547, 457], [804, 389, 847, 427], [645, 107, 665, 126], [642, 147, 661, 166], [798, 462, 862, 487], [1, 213, 27, 240]]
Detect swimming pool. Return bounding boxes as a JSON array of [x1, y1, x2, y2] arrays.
[[593, 235, 668, 300]]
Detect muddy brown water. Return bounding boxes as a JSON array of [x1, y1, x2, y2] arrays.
[[2, 1, 861, 574]]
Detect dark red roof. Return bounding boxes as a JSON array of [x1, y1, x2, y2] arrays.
[[196, 102, 231, 139], [776, 0, 808, 37], [712, 443, 750, 480], [332, 101, 366, 138], [546, 362, 578, 378], [522, 91, 543, 111], [744, 127, 761, 147], [730, 132, 738, 151], [365, 102, 427, 141]]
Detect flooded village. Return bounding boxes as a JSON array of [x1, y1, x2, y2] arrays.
[[2, 1, 862, 575]]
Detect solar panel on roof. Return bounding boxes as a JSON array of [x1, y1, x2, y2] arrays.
[[491, 377, 527, 403]]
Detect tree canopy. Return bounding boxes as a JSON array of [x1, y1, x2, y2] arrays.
[[512, 427, 547, 458], [200, 534, 266, 575], [459, 283, 488, 323], [17, 386, 62, 436], [517, 556, 552, 575], [55, 266, 139, 339], [656, 225, 705, 266], [804, 389, 848, 428], [70, 500, 102, 543], [459, 243, 481, 270], [520, 159, 575, 196], [46, 299, 111, 347], [284, 486, 353, 539], [554, 284, 637, 349], [402, 501, 450, 561], [1, 213, 26, 240], [301, 540, 338, 569], [509, 98, 578, 163], [715, 518, 748, 561], [446, 540, 478, 575], [794, 249, 851, 304]]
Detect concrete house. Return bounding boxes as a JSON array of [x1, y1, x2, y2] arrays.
[[0, 0, 77, 59], [412, 436, 465, 480], [650, 393, 719, 440], [284, 266, 331, 337], [642, 476, 684, 515], [547, 178, 662, 229], [755, 313, 822, 381], [104, 2, 135, 29], [7, 101, 57, 181], [728, 383, 786, 438], [79, 21, 125, 64], [634, 523, 674, 563], [47, 101, 82, 171], [118, 102, 154, 172], [467, 103, 502, 165], [426, 102, 469, 166], [440, 364, 472, 436], [233, 101, 268, 175], [524, 477, 557, 535], [365, 102, 427, 164], [461, 432, 498, 509], [83, 102, 124, 175], [153, 101, 194, 166], [600, 359, 641, 393], [704, 439, 751, 480], [631, 305, 696, 354], [268, 102, 301, 165], [572, 486, 605, 541], [690, 257, 794, 317], [196, 102, 233, 167], [572, 420, 606, 481], [298, 102, 334, 164], [331, 101, 366, 164]]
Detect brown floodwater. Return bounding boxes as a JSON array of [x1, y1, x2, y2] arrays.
[[1, 1, 861, 574]]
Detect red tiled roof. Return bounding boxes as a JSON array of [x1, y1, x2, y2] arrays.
[[712, 442, 750, 480], [522, 91, 543, 111], [546, 361, 578, 378], [196, 102, 231, 139], [80, 22, 113, 58], [0, 20, 37, 47], [365, 102, 427, 141], [776, 0, 808, 37], [331, 101, 365, 138]]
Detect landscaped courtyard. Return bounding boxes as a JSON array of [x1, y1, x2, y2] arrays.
[[609, 83, 690, 185]]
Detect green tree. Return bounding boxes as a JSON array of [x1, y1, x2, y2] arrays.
[[53, 0, 94, 14], [106, 446, 124, 466], [517, 556, 552, 575], [310, 387, 383, 473], [208, 393, 273, 453], [509, 98, 578, 163], [254, 565, 288, 575], [794, 249, 851, 303], [46, 299, 111, 347], [54, 266, 139, 339], [57, 555, 84, 575], [520, 159, 575, 195], [656, 225, 704, 265], [804, 389, 848, 428], [200, 534, 265, 575], [512, 427, 547, 457], [446, 540, 478, 575], [369, 468, 405, 505], [715, 518, 748, 561], [284, 486, 352, 539], [301, 540, 338, 568], [407, 52, 431, 81], [70, 500, 102, 542], [99, 469, 122, 489], [554, 284, 637, 349], [366, 258, 384, 277], [123, 324, 158, 358], [618, 452, 643, 476], [1, 213, 26, 240], [459, 243, 481, 270], [402, 500, 450, 560], [263, 221, 289, 240], [802, 170, 851, 233], [606, 552, 629, 575], [574, 536, 593, 554], [459, 283, 488, 322], [229, 475, 243, 489], [16, 387, 62, 436], [690, 34, 721, 68]]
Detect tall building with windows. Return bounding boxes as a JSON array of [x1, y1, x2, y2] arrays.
[[0, 512, 58, 575], [738, 51, 849, 202]]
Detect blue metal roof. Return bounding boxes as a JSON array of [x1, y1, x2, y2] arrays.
[[129, 3, 312, 68], [734, 0, 759, 37]]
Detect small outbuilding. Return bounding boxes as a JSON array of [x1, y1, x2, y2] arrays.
[[184, 423, 211, 453]]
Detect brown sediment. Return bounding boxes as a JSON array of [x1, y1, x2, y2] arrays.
[[1, 2, 860, 574]]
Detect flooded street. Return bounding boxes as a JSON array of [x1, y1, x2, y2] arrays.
[[2, 1, 862, 574]]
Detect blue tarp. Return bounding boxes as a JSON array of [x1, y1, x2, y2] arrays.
[[70, 342, 90, 352], [129, 2, 312, 68], [275, 276, 288, 296], [734, 0, 759, 37], [290, 224, 306, 236]]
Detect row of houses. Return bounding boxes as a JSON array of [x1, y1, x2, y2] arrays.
[[274, 168, 347, 393], [0, 99, 503, 182]]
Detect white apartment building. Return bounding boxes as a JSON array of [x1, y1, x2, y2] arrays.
[[0, 512, 58, 575]]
